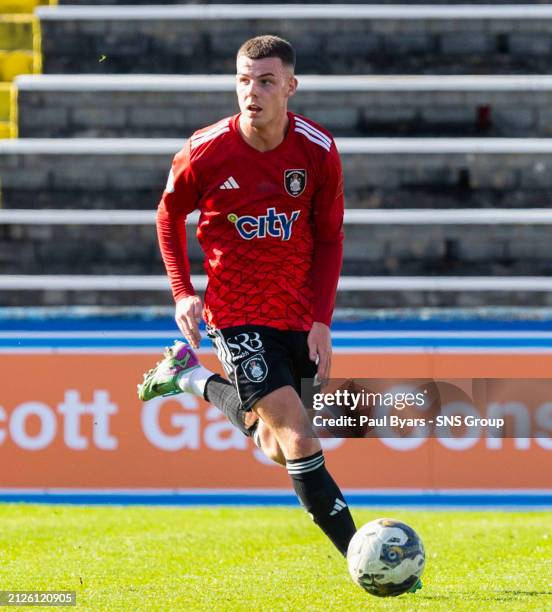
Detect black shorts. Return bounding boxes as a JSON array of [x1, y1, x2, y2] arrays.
[[207, 324, 318, 412]]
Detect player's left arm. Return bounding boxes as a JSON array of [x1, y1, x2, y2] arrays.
[[308, 142, 345, 381]]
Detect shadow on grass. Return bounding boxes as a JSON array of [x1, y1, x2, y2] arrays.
[[418, 590, 552, 602], [500, 591, 552, 597]]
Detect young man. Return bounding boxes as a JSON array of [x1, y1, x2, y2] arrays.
[[138, 35, 356, 557]]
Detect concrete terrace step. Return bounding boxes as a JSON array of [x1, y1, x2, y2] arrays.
[[1, 215, 550, 278], [17, 74, 552, 138], [36, 4, 552, 75], [1, 207, 550, 278], [2, 137, 552, 209]]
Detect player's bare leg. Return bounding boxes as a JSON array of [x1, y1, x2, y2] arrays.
[[139, 345, 355, 553], [252, 418, 285, 465], [253, 385, 356, 556], [253, 385, 320, 458], [193, 372, 286, 465]]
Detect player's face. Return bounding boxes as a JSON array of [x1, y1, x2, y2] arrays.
[[236, 55, 297, 129]]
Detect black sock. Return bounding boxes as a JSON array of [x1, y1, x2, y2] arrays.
[[204, 374, 252, 437], [287, 450, 356, 556]]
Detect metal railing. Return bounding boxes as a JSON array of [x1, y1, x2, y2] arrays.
[[1, 275, 551, 292], [2, 208, 552, 225]]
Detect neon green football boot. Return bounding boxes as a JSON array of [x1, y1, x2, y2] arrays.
[[137, 341, 199, 401], [408, 579, 423, 593]]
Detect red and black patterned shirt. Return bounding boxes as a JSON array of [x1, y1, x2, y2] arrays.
[[157, 112, 344, 331]]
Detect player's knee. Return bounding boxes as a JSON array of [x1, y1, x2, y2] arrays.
[[254, 386, 319, 458], [260, 388, 313, 430], [282, 430, 321, 459]]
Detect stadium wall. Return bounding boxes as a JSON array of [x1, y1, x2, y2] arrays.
[[1, 315, 551, 505]]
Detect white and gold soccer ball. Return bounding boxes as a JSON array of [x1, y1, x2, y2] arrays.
[[347, 518, 425, 597]]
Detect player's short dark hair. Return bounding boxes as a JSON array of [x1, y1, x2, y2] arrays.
[[237, 35, 296, 70]]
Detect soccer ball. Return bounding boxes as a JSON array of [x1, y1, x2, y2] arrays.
[[347, 518, 425, 597]]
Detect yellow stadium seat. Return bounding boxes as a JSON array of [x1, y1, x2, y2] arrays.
[[0, 2, 36, 14], [0, 16, 34, 50], [0, 81, 17, 136], [0, 0, 56, 14], [0, 5, 49, 137], [0, 122, 15, 138], [0, 84, 11, 121], [0, 50, 34, 81]]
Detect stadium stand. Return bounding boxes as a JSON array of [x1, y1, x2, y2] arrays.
[[0, 1, 53, 138], [1, 206, 551, 278], [17, 74, 552, 138], [1, 2, 552, 310], [1, 138, 552, 209], [37, 5, 552, 74]]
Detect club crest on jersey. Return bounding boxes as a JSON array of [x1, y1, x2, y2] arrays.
[[284, 169, 307, 197], [242, 355, 268, 383], [228, 207, 300, 241]]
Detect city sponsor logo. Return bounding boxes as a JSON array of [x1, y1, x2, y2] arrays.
[[284, 169, 307, 197], [227, 207, 300, 241]]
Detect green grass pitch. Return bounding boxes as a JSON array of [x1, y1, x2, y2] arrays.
[[0, 505, 550, 610]]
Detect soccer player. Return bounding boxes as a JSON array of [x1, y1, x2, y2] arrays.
[[138, 35, 356, 556]]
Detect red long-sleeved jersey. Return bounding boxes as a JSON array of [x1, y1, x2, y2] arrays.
[[157, 112, 344, 331]]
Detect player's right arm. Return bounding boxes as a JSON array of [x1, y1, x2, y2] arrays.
[[156, 140, 203, 347], [308, 141, 345, 380]]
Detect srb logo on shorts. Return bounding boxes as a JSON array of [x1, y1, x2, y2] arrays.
[[227, 331, 264, 357], [242, 355, 268, 383], [228, 207, 300, 241]]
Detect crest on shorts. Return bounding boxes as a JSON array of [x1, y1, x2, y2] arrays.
[[242, 355, 268, 383], [284, 169, 307, 197]]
